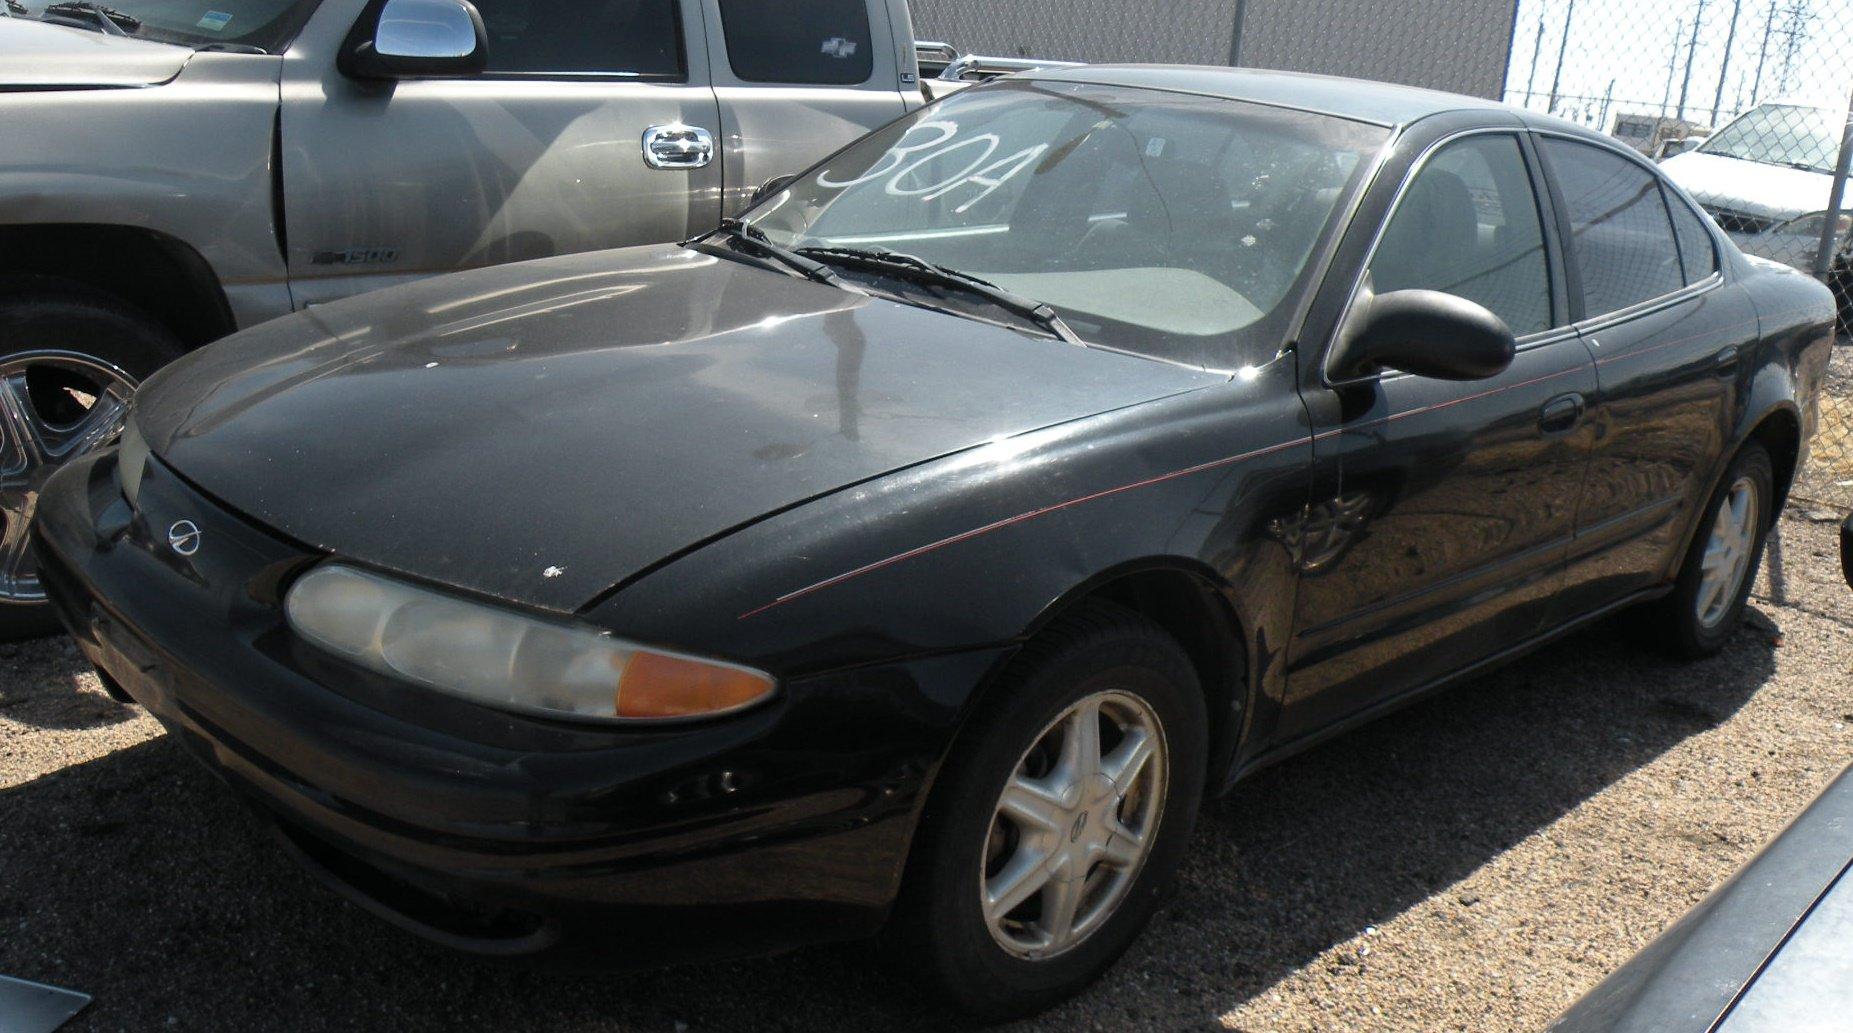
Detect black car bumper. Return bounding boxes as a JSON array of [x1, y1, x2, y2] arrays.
[[32, 449, 1012, 960]]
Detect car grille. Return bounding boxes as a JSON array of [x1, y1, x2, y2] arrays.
[[1701, 205, 1776, 235]]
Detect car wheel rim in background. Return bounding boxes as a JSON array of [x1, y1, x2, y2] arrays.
[[0, 350, 138, 604]]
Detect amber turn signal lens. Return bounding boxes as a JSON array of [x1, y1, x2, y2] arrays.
[[617, 650, 777, 719]]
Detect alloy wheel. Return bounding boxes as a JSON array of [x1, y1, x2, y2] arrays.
[[0, 350, 138, 603], [1695, 475, 1759, 629], [981, 689, 1168, 960]]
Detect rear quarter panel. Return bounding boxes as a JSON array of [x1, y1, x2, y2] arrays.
[[1737, 254, 1835, 494]]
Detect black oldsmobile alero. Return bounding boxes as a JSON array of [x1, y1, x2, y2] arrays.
[[31, 67, 1834, 1016]]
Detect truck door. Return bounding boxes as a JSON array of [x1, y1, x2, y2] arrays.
[[281, 0, 723, 308], [701, 0, 911, 216]]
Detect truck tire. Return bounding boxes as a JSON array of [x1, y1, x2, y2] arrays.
[[0, 278, 184, 641]]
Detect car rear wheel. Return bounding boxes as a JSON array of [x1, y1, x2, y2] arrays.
[[887, 602, 1207, 1021], [1650, 441, 1775, 659], [0, 279, 182, 641]]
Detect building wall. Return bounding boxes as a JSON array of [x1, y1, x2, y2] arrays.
[[906, 0, 1517, 99]]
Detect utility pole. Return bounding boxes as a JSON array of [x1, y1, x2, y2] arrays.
[[1677, 0, 1709, 120], [1750, 0, 1774, 104], [1711, 0, 1744, 124], [1662, 20, 1682, 116], [1547, 0, 1577, 115], [1775, 0, 1809, 98], [1522, 10, 1547, 106]]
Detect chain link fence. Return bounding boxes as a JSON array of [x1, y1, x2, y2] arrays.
[[1500, 0, 1853, 511]]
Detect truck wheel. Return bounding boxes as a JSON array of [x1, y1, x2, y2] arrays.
[[0, 280, 183, 641], [886, 602, 1207, 1021]]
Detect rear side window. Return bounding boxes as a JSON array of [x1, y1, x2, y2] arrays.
[[1371, 135, 1553, 337], [1664, 189, 1719, 285], [719, 0, 873, 84], [1540, 138, 1685, 317], [472, 0, 685, 79]]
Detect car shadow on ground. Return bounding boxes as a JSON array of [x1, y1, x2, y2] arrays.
[[0, 608, 1780, 1032]]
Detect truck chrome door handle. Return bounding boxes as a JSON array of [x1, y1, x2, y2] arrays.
[[1539, 392, 1585, 435], [642, 124, 714, 170]]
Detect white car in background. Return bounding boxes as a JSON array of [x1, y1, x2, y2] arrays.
[[1660, 102, 1846, 272]]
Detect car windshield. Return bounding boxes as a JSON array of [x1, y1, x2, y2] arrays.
[[11, 0, 321, 52], [1699, 103, 1841, 174], [740, 80, 1389, 369]]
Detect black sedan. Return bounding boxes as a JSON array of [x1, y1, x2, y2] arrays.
[[30, 66, 1834, 1018]]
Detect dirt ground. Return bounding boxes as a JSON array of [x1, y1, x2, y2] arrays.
[[3, 479, 1851, 1032]]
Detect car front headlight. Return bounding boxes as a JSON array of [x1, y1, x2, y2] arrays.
[[284, 564, 776, 722]]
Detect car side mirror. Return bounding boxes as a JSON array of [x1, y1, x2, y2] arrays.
[[751, 174, 798, 207], [340, 0, 488, 81], [1657, 137, 1700, 160], [1840, 512, 1853, 589], [1328, 288, 1515, 382]]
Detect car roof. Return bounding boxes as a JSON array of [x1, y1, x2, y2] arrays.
[[1023, 64, 1537, 130]]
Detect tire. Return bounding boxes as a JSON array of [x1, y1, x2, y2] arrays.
[[1648, 441, 1775, 659], [886, 602, 1209, 1021], [0, 277, 183, 642]]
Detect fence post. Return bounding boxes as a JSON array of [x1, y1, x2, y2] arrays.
[[1228, 0, 1248, 66], [1811, 86, 1853, 279]]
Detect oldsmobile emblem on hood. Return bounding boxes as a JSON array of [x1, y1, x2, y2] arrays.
[[167, 520, 202, 557]]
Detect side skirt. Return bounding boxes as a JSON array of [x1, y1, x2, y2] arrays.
[[1217, 584, 1674, 794]]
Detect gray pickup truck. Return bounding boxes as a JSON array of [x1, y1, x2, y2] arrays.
[[0, 0, 1056, 634]]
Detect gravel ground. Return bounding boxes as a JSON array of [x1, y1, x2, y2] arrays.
[[3, 510, 1851, 1031]]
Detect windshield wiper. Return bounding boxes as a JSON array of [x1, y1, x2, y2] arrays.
[[794, 246, 1081, 343], [41, 1, 139, 34], [711, 219, 845, 287]]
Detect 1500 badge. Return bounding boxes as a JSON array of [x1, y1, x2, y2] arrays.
[[310, 247, 400, 266]]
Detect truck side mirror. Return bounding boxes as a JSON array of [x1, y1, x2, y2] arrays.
[[340, 0, 488, 81], [1328, 287, 1515, 383]]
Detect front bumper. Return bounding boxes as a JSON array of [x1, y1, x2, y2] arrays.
[[32, 449, 1010, 960]]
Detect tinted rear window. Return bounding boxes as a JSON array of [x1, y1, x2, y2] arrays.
[[1664, 189, 1719, 285], [1541, 138, 1685, 317], [719, 0, 873, 84]]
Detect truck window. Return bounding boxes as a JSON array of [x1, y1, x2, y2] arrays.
[[472, 0, 686, 80], [718, 0, 874, 85]]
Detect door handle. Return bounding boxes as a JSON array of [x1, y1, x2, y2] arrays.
[[1539, 392, 1585, 434], [642, 123, 714, 170], [1713, 346, 1740, 377]]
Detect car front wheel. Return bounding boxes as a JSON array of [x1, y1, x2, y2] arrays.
[[0, 279, 182, 640], [888, 603, 1208, 1021]]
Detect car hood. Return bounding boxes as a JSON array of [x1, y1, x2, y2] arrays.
[[0, 16, 191, 89], [1661, 150, 1832, 220], [135, 245, 1220, 613]]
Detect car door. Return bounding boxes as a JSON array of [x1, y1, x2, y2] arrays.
[[702, 0, 911, 216], [1279, 127, 1601, 740], [1533, 135, 1755, 615], [281, 0, 723, 308]]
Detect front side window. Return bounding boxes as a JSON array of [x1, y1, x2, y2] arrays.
[[744, 81, 1388, 368], [1541, 138, 1685, 317], [719, 0, 873, 84], [471, 0, 684, 78], [1370, 135, 1553, 338]]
